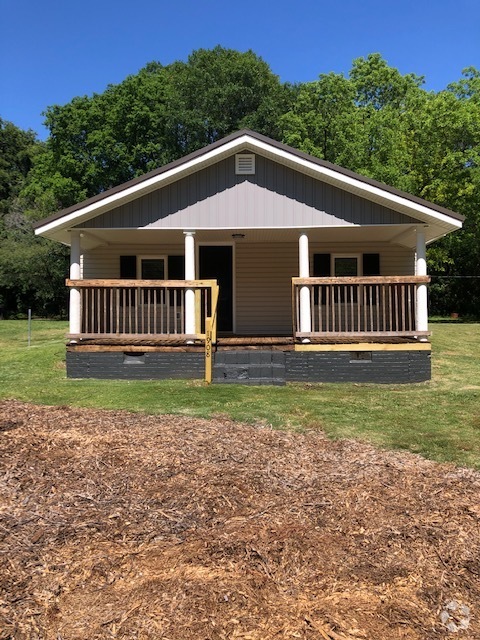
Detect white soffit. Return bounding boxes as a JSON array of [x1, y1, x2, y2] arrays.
[[67, 224, 427, 250], [35, 133, 462, 238]]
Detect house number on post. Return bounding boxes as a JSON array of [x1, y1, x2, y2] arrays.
[[205, 320, 213, 383]]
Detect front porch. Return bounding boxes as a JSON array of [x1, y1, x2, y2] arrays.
[[65, 277, 431, 384]]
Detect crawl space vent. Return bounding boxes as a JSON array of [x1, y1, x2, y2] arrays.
[[235, 153, 255, 175]]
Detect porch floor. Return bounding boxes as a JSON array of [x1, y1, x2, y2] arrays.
[[66, 334, 428, 352]]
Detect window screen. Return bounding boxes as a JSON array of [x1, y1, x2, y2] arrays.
[[334, 257, 358, 277], [141, 258, 165, 280]]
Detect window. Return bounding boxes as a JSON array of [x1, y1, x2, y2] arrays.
[[313, 253, 381, 306], [138, 256, 166, 280], [313, 253, 380, 278], [332, 255, 360, 277], [120, 255, 185, 304], [120, 255, 185, 280], [137, 256, 166, 304], [350, 351, 372, 363], [332, 255, 361, 303]]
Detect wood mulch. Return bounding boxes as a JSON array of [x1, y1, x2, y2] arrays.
[[0, 400, 478, 639]]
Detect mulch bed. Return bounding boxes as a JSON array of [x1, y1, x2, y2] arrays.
[[0, 400, 479, 639]]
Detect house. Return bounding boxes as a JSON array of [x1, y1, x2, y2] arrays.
[[34, 130, 463, 384]]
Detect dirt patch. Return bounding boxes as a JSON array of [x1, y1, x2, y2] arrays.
[[0, 400, 479, 639]]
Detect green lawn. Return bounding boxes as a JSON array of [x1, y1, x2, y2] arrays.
[[1, 319, 479, 468]]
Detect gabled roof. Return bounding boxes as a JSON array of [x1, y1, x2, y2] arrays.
[[34, 129, 463, 245]]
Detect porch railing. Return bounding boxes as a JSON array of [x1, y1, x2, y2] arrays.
[[66, 279, 219, 341], [66, 278, 219, 382], [292, 276, 431, 338]]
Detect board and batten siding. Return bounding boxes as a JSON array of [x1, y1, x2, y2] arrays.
[[81, 242, 414, 335], [76, 155, 418, 231]]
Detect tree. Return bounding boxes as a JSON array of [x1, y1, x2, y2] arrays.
[[167, 46, 290, 151], [278, 72, 361, 166], [278, 54, 426, 186], [0, 118, 38, 218], [24, 47, 289, 214], [423, 72, 480, 315], [349, 53, 424, 110], [0, 227, 69, 318], [0, 119, 69, 317]]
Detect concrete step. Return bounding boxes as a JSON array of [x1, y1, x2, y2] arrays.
[[213, 350, 286, 385]]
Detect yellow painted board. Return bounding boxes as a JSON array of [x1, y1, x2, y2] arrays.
[[295, 343, 431, 352]]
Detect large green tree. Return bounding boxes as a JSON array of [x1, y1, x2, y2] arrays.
[[279, 54, 425, 185], [0, 118, 38, 218], [23, 47, 290, 213], [0, 119, 69, 317], [425, 71, 480, 315]]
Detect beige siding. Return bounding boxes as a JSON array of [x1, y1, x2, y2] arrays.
[[81, 244, 184, 279], [236, 243, 297, 334], [82, 242, 414, 335], [236, 242, 414, 335]]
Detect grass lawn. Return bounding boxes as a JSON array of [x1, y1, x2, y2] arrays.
[[0, 319, 479, 468]]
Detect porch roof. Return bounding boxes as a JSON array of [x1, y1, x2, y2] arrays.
[[34, 129, 463, 248], [69, 225, 423, 251]]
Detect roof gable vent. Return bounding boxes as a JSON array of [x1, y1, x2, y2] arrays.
[[235, 153, 255, 175]]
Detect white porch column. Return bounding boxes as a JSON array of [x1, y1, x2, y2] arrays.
[[184, 231, 196, 339], [416, 227, 428, 339], [69, 230, 82, 337], [299, 232, 312, 341]]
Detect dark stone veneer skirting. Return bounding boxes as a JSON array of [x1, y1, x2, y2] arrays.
[[66, 349, 431, 383], [284, 351, 430, 384], [66, 351, 205, 380]]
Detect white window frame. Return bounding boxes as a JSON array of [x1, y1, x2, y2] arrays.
[[331, 254, 362, 277], [137, 255, 167, 280]]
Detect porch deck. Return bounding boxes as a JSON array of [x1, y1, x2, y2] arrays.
[[66, 333, 427, 352]]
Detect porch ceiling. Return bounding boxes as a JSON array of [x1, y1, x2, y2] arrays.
[[74, 224, 419, 250]]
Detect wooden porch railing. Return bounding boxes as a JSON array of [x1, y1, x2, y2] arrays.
[[66, 279, 219, 381], [292, 276, 431, 338]]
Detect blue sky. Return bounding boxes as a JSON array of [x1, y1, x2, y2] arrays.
[[2, 0, 479, 139]]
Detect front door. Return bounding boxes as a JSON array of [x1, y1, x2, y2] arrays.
[[199, 245, 233, 332]]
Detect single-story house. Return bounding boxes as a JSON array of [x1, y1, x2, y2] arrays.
[[34, 129, 463, 384]]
